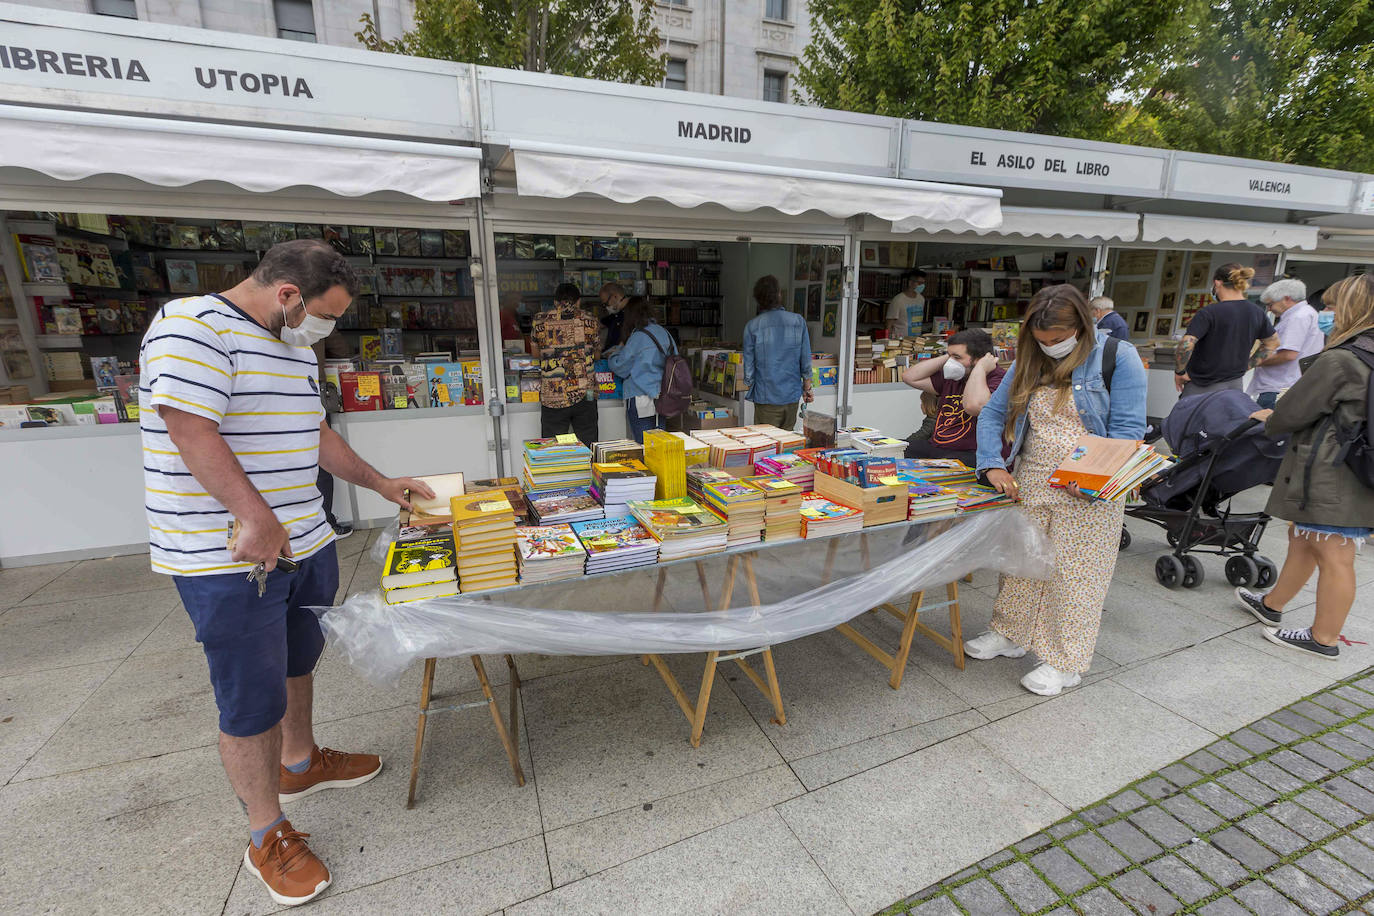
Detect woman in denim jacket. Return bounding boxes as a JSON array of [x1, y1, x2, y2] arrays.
[[966, 285, 1148, 696]]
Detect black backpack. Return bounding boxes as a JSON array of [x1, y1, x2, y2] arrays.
[[644, 327, 694, 418], [1331, 342, 1374, 490]]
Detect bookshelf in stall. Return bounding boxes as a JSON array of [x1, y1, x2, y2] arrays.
[[2, 211, 482, 415]]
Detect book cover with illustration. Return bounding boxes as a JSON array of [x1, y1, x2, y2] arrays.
[[627, 498, 726, 538], [381, 532, 457, 589], [570, 516, 659, 555], [516, 524, 587, 562]]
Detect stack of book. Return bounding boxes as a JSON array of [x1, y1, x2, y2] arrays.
[[703, 433, 753, 471], [751, 476, 803, 541], [686, 466, 739, 504], [950, 484, 1015, 514], [451, 494, 519, 592], [528, 486, 604, 525], [899, 458, 977, 488], [701, 479, 766, 547], [628, 497, 728, 561], [752, 425, 805, 453], [522, 438, 593, 494], [754, 452, 816, 490], [380, 529, 458, 604], [799, 492, 864, 538], [668, 431, 710, 466], [466, 476, 530, 524], [594, 439, 644, 464], [903, 480, 961, 521], [643, 430, 687, 499], [852, 434, 909, 459], [515, 524, 588, 585], [835, 426, 879, 447], [571, 516, 661, 574], [591, 460, 658, 518], [1048, 435, 1173, 501]]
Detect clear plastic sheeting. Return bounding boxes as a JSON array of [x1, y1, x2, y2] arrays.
[[320, 511, 1052, 687]]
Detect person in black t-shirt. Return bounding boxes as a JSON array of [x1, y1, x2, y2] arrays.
[[1174, 263, 1280, 397]]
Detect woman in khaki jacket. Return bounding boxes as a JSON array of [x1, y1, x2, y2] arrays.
[[1234, 274, 1374, 660]]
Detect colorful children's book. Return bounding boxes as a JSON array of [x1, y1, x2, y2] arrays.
[[381, 532, 457, 589]]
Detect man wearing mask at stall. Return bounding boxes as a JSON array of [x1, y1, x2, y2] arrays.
[[900, 328, 1005, 468], [599, 281, 630, 349], [886, 270, 926, 338], [140, 239, 435, 907], [1249, 278, 1325, 409], [1090, 296, 1131, 342], [1174, 264, 1280, 397]]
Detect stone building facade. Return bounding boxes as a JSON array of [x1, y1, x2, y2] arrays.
[[17, 0, 809, 104]]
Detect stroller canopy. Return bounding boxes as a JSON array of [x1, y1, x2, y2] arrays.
[[1147, 389, 1287, 507]]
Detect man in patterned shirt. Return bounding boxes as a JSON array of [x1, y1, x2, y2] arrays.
[[140, 239, 434, 907], [531, 282, 601, 445]]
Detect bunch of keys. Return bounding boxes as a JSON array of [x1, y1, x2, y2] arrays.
[[228, 521, 300, 597]]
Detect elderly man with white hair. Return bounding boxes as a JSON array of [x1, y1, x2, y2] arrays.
[[1249, 277, 1325, 408], [1090, 295, 1131, 341]]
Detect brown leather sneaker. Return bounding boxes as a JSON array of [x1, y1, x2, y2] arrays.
[[242, 820, 330, 907], [279, 745, 383, 803]]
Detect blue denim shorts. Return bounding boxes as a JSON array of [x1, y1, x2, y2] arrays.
[[173, 542, 338, 737], [1295, 523, 1372, 544]]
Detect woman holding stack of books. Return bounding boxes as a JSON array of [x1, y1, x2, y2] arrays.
[[967, 285, 1148, 696]]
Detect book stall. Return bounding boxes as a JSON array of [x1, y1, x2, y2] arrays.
[[317, 421, 1052, 803], [1, 4, 1372, 573]]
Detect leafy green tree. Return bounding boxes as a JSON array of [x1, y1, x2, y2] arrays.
[[357, 0, 665, 86], [1139, 0, 1374, 171], [796, 0, 1188, 139]]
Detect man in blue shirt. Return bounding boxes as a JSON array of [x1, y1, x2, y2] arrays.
[[743, 275, 813, 431], [1091, 296, 1131, 341]]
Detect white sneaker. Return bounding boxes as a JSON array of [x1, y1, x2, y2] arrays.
[[1021, 663, 1082, 697], [964, 631, 1027, 660]]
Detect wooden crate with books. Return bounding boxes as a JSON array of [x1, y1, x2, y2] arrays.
[[811, 471, 908, 527]]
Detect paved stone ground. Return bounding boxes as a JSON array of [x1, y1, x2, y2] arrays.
[[890, 671, 1374, 915]]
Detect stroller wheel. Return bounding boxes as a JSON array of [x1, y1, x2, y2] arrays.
[[1255, 556, 1278, 589], [1181, 555, 1205, 589], [1225, 556, 1259, 588], [1119, 527, 1132, 551], [1156, 555, 1185, 589]]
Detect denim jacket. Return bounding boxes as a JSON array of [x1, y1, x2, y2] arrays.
[[606, 323, 674, 400], [743, 308, 812, 405], [975, 331, 1148, 473]]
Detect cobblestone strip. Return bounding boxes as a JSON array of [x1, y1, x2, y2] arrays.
[[886, 669, 1374, 916]]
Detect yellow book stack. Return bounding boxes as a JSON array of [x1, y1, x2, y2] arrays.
[[450, 493, 519, 592], [643, 429, 686, 499]]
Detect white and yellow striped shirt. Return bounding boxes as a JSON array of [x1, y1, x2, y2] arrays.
[[139, 294, 333, 576]]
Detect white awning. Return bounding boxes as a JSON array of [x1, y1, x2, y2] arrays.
[[1140, 213, 1319, 251], [510, 140, 1002, 229], [0, 105, 482, 202], [892, 206, 1139, 242]]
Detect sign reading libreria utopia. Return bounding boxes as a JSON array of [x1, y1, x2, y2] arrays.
[[0, 18, 471, 141]]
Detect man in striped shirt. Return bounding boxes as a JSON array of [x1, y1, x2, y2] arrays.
[[140, 239, 435, 907]]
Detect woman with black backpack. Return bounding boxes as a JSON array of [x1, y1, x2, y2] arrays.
[[606, 297, 676, 443], [1234, 273, 1374, 660]]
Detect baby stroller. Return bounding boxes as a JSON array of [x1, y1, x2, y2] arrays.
[[1122, 389, 1288, 590]]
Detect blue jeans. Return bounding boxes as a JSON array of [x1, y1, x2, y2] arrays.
[[1255, 391, 1279, 410], [625, 400, 663, 444]]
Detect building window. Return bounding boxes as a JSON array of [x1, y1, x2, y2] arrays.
[[274, 0, 317, 42], [668, 0, 689, 6], [92, 0, 137, 17], [765, 0, 788, 20], [763, 71, 787, 103], [664, 58, 688, 91]]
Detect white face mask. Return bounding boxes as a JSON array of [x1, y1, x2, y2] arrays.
[[942, 358, 967, 381], [279, 301, 336, 347], [1038, 335, 1078, 360]]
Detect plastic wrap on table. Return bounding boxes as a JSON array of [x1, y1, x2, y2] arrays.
[[370, 520, 399, 564], [318, 509, 1052, 687]]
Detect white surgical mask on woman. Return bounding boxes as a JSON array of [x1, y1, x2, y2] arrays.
[[941, 358, 966, 381], [279, 300, 336, 347], [1038, 335, 1078, 360]]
